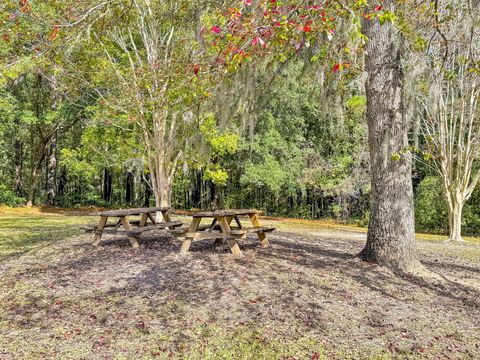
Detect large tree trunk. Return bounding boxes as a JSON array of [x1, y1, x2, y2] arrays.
[[26, 156, 43, 207], [14, 140, 23, 196], [26, 142, 48, 207], [46, 134, 57, 205], [358, 0, 420, 273]]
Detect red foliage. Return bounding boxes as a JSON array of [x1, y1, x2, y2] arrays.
[[210, 26, 221, 34], [48, 27, 59, 41]]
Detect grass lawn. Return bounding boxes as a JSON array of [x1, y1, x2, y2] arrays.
[[0, 207, 479, 359]]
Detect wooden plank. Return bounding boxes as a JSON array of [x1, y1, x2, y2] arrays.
[[234, 215, 243, 229], [147, 212, 157, 224], [127, 221, 182, 235], [139, 213, 148, 227], [182, 232, 246, 240], [95, 207, 171, 217], [180, 217, 201, 254], [218, 216, 243, 256], [161, 209, 172, 222], [248, 213, 270, 247], [120, 217, 140, 248], [92, 216, 108, 247], [192, 209, 257, 218]]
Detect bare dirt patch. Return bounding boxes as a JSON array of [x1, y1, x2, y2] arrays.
[[0, 226, 479, 359]]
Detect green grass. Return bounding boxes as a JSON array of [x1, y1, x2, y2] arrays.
[[0, 214, 91, 261]]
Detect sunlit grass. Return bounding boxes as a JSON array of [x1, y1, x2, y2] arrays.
[[0, 207, 92, 261], [1, 206, 478, 265]]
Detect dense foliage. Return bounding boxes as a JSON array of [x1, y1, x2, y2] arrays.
[[0, 0, 479, 236]]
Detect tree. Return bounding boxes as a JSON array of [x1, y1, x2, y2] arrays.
[[420, 1, 480, 242], [89, 0, 212, 209], [357, 0, 420, 273]]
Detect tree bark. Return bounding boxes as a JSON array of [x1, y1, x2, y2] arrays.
[[125, 171, 134, 204], [26, 155, 44, 206], [26, 141, 48, 207], [103, 168, 113, 203], [46, 134, 57, 205], [447, 195, 464, 242], [358, 1, 420, 273], [14, 140, 23, 196], [143, 173, 152, 207]]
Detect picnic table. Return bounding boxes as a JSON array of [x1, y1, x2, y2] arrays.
[[87, 207, 182, 248], [174, 209, 275, 256]]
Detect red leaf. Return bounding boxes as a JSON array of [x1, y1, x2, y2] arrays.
[[332, 63, 341, 72], [48, 26, 59, 41], [375, 5, 383, 11], [193, 64, 200, 75], [245, 0, 252, 5], [210, 26, 221, 34], [303, 25, 311, 33]]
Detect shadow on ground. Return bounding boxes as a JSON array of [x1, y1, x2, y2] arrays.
[[1, 228, 479, 359]]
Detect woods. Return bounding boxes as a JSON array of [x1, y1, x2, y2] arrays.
[[1, 1, 479, 266], [1, 2, 480, 358]]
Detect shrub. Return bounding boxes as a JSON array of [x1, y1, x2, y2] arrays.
[[414, 176, 447, 233], [0, 185, 25, 207]]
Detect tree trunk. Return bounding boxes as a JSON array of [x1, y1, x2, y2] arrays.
[[57, 167, 67, 201], [447, 196, 464, 242], [103, 168, 113, 203], [154, 179, 171, 222], [358, 0, 420, 273], [210, 181, 219, 210], [143, 173, 152, 207], [26, 160, 42, 206], [46, 134, 57, 205], [14, 140, 23, 196], [125, 171, 134, 204], [26, 145, 47, 207]]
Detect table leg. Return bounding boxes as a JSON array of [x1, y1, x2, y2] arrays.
[[234, 215, 243, 229], [248, 213, 270, 247], [180, 217, 201, 254], [218, 216, 242, 256], [139, 213, 148, 227], [161, 210, 172, 222], [92, 216, 108, 247], [209, 218, 218, 230], [120, 216, 140, 248], [147, 212, 157, 224]]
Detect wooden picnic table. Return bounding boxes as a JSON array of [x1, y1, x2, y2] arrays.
[[88, 207, 182, 248], [175, 209, 275, 256]]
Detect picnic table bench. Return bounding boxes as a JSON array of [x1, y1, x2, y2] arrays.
[[173, 209, 275, 256], [86, 207, 182, 248]]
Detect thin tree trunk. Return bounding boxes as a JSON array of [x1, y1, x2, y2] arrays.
[[57, 167, 67, 201], [125, 171, 134, 204], [46, 134, 57, 205], [358, 0, 420, 273], [447, 196, 464, 242], [14, 140, 23, 196], [103, 168, 112, 203], [144, 173, 152, 207]]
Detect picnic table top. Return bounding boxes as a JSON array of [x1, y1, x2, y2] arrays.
[[192, 209, 258, 218], [94, 207, 171, 217]]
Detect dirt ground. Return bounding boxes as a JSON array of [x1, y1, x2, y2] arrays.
[[0, 217, 479, 359]]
